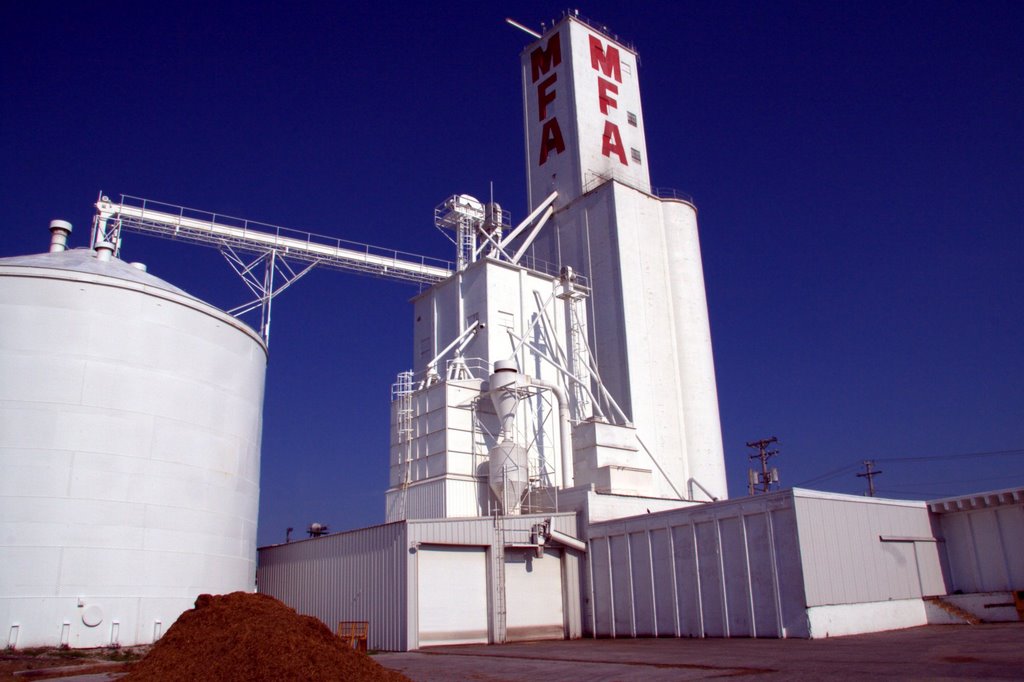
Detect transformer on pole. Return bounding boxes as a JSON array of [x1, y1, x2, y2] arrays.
[[747, 437, 780, 495]]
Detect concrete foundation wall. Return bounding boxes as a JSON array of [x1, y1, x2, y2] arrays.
[[806, 599, 928, 638]]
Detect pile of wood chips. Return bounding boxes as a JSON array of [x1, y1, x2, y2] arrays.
[[125, 592, 408, 681]]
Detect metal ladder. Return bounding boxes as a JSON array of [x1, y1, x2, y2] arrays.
[[457, 215, 476, 271], [492, 514, 508, 643], [393, 371, 415, 520]]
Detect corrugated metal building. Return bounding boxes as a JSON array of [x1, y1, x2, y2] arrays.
[[928, 488, 1024, 593], [585, 488, 948, 639], [257, 513, 583, 651]]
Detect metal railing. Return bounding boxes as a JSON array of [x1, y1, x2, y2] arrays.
[[95, 194, 454, 285], [652, 187, 696, 206]]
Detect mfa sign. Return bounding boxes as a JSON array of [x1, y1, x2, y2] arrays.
[[522, 17, 650, 209]]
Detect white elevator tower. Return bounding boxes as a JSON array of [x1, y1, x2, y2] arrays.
[[517, 14, 728, 503], [384, 13, 728, 522]]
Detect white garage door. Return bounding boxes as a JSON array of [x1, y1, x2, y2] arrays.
[[417, 545, 489, 646], [505, 548, 564, 641]]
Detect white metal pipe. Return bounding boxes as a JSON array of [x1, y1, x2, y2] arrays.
[[635, 434, 685, 500], [529, 376, 573, 489], [473, 225, 515, 262], [425, 321, 484, 384], [48, 220, 72, 253], [510, 206, 554, 265], [688, 477, 719, 502], [94, 241, 114, 262], [547, 529, 586, 553], [507, 331, 603, 421], [586, 351, 631, 425], [498, 191, 558, 251]]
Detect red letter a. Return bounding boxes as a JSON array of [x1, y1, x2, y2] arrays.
[[539, 118, 566, 165], [601, 121, 627, 165]]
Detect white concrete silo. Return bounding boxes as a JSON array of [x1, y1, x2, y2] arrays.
[[0, 238, 266, 648]]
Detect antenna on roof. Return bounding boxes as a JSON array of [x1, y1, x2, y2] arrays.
[[506, 17, 542, 39]]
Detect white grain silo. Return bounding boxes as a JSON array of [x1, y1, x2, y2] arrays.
[[0, 228, 266, 649]]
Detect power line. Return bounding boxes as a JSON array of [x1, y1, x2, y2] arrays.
[[876, 448, 1024, 463], [857, 460, 883, 496], [873, 489, 951, 498], [792, 462, 862, 488], [791, 446, 1024, 489]]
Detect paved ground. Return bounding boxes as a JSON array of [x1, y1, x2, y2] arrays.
[[374, 623, 1024, 681], [21, 622, 1023, 680]]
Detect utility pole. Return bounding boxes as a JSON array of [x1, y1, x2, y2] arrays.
[[747, 436, 780, 494], [857, 460, 883, 496]]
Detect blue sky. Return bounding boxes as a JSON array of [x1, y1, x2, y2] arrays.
[[3, 1, 1021, 547]]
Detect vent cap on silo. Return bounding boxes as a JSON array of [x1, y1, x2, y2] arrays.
[[48, 220, 72, 253]]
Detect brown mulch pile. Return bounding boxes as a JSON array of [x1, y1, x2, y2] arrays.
[[125, 592, 409, 681]]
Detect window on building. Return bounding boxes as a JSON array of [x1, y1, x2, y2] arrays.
[[631, 148, 642, 163], [627, 112, 637, 127]]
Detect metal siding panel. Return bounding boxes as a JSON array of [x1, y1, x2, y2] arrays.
[[694, 521, 725, 637], [585, 490, 818, 638], [609, 534, 633, 636], [743, 513, 781, 637], [590, 536, 613, 636], [945, 512, 981, 592], [561, 544, 582, 639], [970, 510, 1011, 589], [628, 532, 655, 636], [793, 496, 823, 605], [997, 505, 1024, 587], [671, 523, 701, 636], [548, 511, 583, 639], [719, 515, 752, 636], [770, 507, 808, 637], [649, 528, 676, 636], [795, 495, 942, 606], [818, 497, 847, 602], [256, 522, 407, 651]]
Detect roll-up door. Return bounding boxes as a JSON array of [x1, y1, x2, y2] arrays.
[[417, 545, 489, 646], [504, 548, 564, 641]]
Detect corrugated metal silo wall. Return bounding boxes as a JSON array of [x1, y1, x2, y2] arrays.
[[586, 491, 808, 638], [256, 522, 408, 651]]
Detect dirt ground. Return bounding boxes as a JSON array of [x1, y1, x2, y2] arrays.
[[0, 647, 144, 681]]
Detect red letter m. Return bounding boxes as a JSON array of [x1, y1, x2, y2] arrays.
[[531, 33, 562, 83], [589, 35, 621, 83]]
